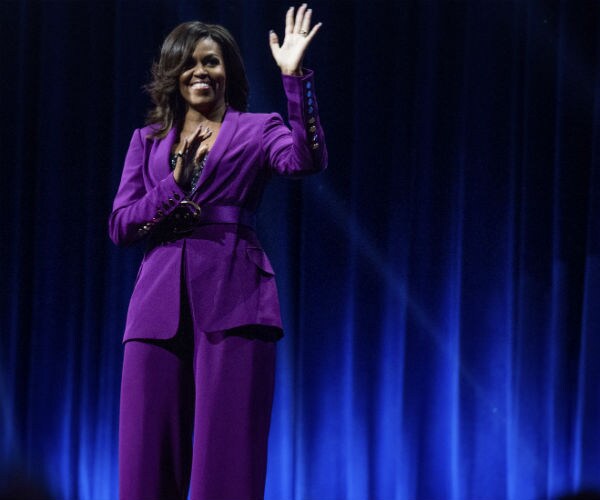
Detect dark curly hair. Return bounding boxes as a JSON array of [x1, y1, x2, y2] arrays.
[[144, 21, 249, 138]]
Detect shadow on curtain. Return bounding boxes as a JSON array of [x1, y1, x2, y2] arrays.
[[1, 1, 598, 499]]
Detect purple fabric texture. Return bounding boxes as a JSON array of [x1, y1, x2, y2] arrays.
[[118, 331, 276, 500], [112, 71, 326, 499], [109, 71, 327, 341]]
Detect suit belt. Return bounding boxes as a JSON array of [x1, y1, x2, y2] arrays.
[[151, 203, 256, 244], [192, 204, 256, 229]]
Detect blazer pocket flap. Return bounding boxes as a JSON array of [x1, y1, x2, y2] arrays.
[[246, 247, 275, 276]]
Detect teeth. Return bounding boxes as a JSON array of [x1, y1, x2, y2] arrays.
[[191, 82, 210, 89]]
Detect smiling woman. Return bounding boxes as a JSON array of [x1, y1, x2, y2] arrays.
[[178, 38, 227, 117], [144, 21, 249, 141], [108, 5, 326, 500]]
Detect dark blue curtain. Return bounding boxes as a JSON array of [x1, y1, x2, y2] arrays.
[[1, 1, 599, 499]]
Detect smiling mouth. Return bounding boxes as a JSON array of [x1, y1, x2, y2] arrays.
[[190, 81, 211, 90]]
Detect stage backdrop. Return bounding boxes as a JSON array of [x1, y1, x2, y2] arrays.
[[1, 1, 599, 499]]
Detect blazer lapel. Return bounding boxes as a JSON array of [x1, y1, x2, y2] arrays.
[[149, 109, 239, 190], [200, 108, 239, 180], [150, 127, 178, 183]]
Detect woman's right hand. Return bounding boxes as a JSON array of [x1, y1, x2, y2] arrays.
[[173, 125, 212, 187]]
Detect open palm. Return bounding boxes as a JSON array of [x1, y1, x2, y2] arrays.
[[269, 4, 322, 76]]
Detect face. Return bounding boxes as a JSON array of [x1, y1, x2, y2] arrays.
[[178, 37, 227, 115]]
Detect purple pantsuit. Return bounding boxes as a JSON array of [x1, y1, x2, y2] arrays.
[[110, 71, 326, 499], [119, 327, 276, 499]]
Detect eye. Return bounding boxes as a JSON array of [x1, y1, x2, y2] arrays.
[[203, 56, 220, 67], [183, 57, 196, 70]]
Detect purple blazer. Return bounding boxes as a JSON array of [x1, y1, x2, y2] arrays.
[[109, 71, 327, 342]]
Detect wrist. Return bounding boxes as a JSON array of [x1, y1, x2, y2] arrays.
[[280, 67, 303, 76], [173, 167, 187, 187]]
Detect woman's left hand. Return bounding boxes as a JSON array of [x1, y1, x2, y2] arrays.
[[269, 4, 322, 76]]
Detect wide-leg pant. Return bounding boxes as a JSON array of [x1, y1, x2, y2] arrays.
[[118, 320, 277, 500]]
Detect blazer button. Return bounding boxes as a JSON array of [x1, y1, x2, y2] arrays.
[[312, 142, 320, 150], [308, 117, 316, 124], [309, 125, 316, 133]]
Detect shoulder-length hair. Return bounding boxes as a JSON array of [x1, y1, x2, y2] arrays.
[[144, 21, 249, 138]]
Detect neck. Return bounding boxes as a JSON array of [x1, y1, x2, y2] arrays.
[[183, 102, 227, 127]]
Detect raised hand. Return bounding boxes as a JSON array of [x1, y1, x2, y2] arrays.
[[173, 125, 212, 187], [269, 4, 322, 76]]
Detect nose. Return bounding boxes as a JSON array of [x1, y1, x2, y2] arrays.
[[192, 63, 208, 77]]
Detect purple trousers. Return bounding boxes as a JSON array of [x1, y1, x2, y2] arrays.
[[118, 314, 277, 499]]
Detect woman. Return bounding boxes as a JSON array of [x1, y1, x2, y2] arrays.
[[109, 4, 326, 500]]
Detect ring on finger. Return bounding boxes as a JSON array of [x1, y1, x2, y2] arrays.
[[299, 30, 308, 35]]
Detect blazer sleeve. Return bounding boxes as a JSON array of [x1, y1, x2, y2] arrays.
[[108, 129, 187, 246], [262, 69, 328, 177]]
